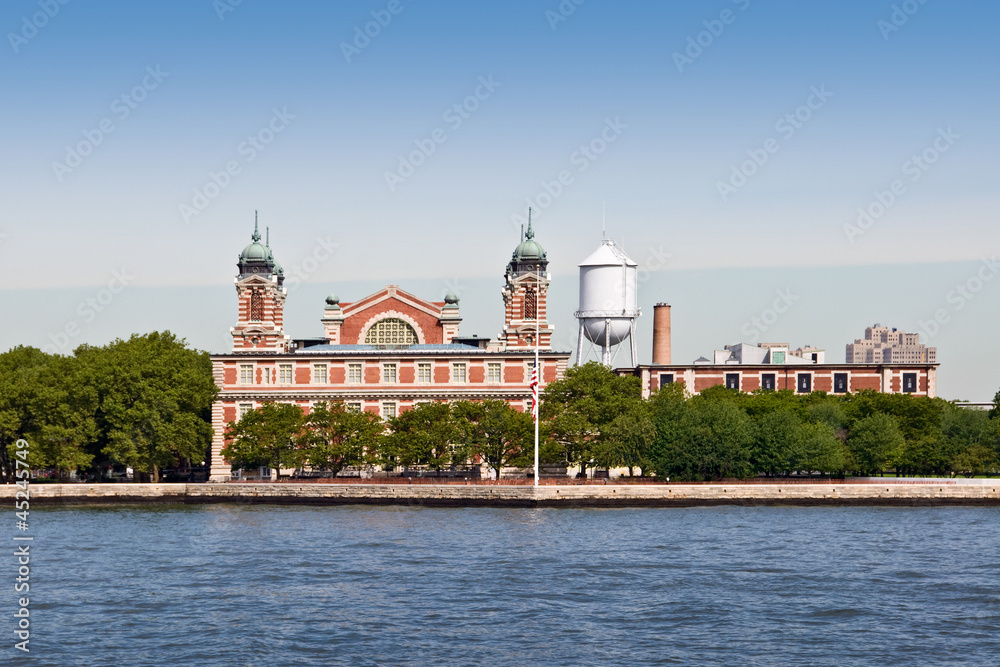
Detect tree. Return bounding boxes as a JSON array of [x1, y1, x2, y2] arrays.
[[847, 413, 904, 476], [542, 362, 641, 477], [651, 393, 754, 481], [78, 332, 217, 482], [751, 409, 803, 477], [596, 400, 655, 476], [300, 402, 383, 476], [222, 402, 305, 479], [795, 422, 846, 476], [989, 387, 1000, 421], [384, 401, 462, 471], [0, 347, 97, 482], [453, 400, 532, 479]]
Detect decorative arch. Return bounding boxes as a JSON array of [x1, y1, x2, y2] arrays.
[[360, 313, 424, 347]]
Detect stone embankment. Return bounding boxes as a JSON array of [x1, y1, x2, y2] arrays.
[[3, 482, 999, 507]]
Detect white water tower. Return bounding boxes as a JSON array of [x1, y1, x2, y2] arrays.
[[575, 238, 640, 367]]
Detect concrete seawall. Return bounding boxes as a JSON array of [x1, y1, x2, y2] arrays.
[[4, 482, 1000, 508]]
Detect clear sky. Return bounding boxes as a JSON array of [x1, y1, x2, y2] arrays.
[[1, 0, 997, 399]]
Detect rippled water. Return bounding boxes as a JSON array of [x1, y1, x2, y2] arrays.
[[14, 505, 1000, 666]]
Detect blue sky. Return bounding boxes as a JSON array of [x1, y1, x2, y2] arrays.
[[1, 0, 998, 399]]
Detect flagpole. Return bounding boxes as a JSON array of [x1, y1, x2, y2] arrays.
[[534, 263, 540, 488]]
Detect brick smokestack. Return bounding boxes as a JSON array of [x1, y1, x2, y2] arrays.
[[652, 303, 671, 365]]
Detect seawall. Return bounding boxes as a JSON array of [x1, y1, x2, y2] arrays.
[[4, 482, 1000, 508]]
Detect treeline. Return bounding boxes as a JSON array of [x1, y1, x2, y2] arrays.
[[224, 362, 1000, 481], [0, 332, 216, 483]]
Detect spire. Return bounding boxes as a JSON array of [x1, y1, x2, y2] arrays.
[[266, 226, 270, 247], [526, 207, 534, 240], [252, 210, 261, 242]]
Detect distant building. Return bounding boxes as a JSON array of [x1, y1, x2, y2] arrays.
[[846, 324, 936, 364], [621, 316, 938, 399]]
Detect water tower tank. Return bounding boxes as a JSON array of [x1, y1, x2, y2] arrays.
[[575, 239, 640, 365]]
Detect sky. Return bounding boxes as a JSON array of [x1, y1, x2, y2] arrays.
[[1, 0, 997, 400]]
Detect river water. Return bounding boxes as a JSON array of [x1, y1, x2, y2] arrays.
[[14, 505, 1000, 666]]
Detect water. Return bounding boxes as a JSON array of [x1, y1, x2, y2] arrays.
[[13, 505, 1000, 666]]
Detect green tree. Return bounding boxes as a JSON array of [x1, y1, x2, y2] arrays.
[[847, 413, 904, 476], [595, 400, 655, 476], [453, 399, 532, 479], [222, 402, 305, 478], [751, 409, 803, 476], [300, 402, 382, 476], [78, 332, 217, 482], [795, 422, 847, 476], [989, 387, 1000, 421], [651, 393, 754, 481], [384, 401, 462, 471], [541, 362, 641, 477]]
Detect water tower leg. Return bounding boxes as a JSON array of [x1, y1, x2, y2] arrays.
[[576, 320, 586, 365], [629, 318, 637, 368], [602, 319, 612, 367]]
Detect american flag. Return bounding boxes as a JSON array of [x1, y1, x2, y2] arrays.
[[529, 363, 539, 422]]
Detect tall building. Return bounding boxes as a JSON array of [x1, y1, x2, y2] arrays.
[[208, 215, 571, 481], [846, 324, 936, 364]]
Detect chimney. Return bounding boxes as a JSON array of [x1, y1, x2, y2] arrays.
[[652, 303, 671, 365]]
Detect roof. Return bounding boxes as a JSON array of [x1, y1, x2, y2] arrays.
[[579, 239, 638, 267]]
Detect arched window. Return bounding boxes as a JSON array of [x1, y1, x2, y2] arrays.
[[364, 318, 418, 348], [524, 288, 537, 320], [250, 290, 263, 322]]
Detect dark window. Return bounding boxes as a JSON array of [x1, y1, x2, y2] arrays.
[[834, 373, 848, 394], [797, 373, 811, 393], [761, 373, 775, 391], [659, 373, 674, 387], [903, 373, 917, 393], [725, 373, 739, 390], [524, 288, 537, 320], [250, 290, 263, 322]]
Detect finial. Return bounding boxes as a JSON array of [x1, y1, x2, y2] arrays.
[[252, 210, 261, 242], [526, 207, 534, 240], [602, 202, 606, 239], [521, 224, 524, 243], [266, 226, 270, 247]]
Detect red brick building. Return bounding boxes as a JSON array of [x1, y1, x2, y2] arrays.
[[209, 217, 570, 481]]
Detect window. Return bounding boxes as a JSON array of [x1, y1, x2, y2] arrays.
[[383, 363, 397, 384], [903, 372, 917, 393], [418, 362, 432, 383], [348, 363, 362, 383], [761, 373, 775, 391], [834, 373, 848, 394], [382, 402, 397, 420], [453, 363, 467, 383], [524, 288, 537, 320], [725, 373, 740, 391], [313, 364, 327, 384], [249, 289, 263, 322], [239, 364, 253, 385], [659, 373, 674, 387], [347, 402, 362, 412], [238, 403, 253, 418], [488, 362, 502, 383], [278, 364, 293, 384], [365, 318, 417, 348], [797, 373, 812, 393], [261, 367, 271, 384], [772, 351, 786, 364]]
